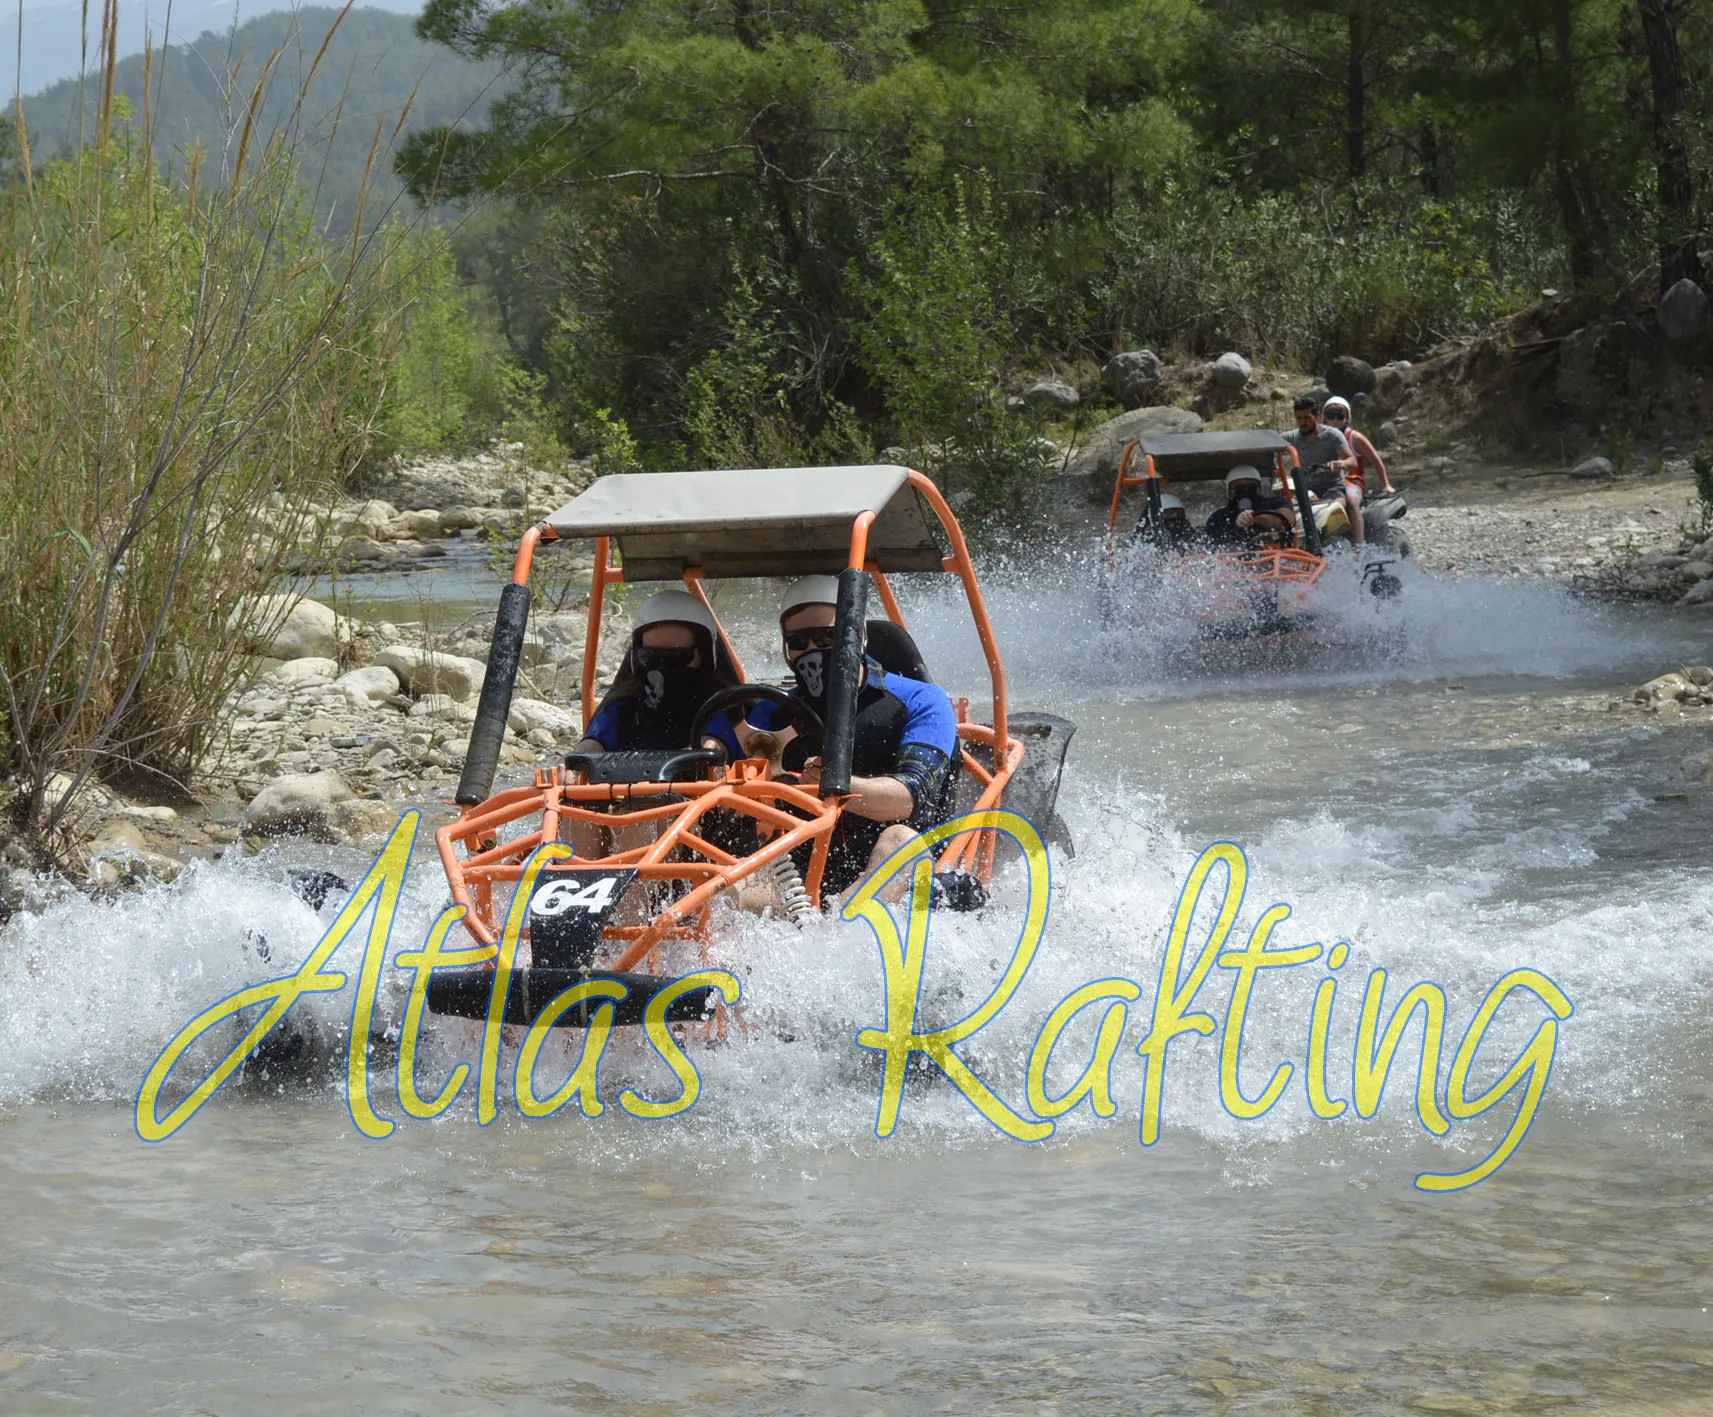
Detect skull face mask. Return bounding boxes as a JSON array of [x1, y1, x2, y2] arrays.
[[791, 648, 827, 706], [633, 645, 698, 712]]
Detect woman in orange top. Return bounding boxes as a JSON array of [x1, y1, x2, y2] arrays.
[[1321, 396, 1395, 495]]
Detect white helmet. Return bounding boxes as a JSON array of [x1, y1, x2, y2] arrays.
[[1322, 395, 1351, 418], [1158, 493, 1185, 513], [779, 574, 841, 623], [632, 588, 719, 642], [1225, 465, 1263, 487]]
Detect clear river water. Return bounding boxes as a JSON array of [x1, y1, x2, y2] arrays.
[[2, 550, 1711, 1414]]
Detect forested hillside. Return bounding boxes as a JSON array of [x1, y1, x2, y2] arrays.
[[386, 0, 1712, 506], [21, 5, 503, 231]]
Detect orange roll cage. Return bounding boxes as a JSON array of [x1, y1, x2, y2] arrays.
[[437, 467, 1024, 964]]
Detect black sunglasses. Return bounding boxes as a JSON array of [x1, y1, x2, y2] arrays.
[[635, 645, 697, 670], [783, 626, 837, 653]]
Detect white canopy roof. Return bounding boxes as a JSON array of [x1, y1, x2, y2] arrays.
[[1133, 431, 1294, 481], [544, 466, 946, 580]]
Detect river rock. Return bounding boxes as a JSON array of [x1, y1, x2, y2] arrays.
[[246, 770, 355, 835], [507, 697, 581, 738], [332, 665, 400, 704], [327, 799, 401, 847], [1063, 406, 1204, 493], [266, 657, 339, 687], [1682, 580, 1713, 605], [398, 509, 442, 539], [352, 499, 399, 538], [1657, 278, 1709, 343], [1634, 672, 1696, 704], [1211, 352, 1252, 389], [408, 694, 478, 724], [1101, 350, 1165, 406], [1376, 420, 1399, 449], [1326, 356, 1377, 397], [87, 820, 181, 884], [375, 646, 487, 701], [234, 594, 339, 661], [89, 820, 149, 857], [1570, 456, 1616, 480], [1023, 379, 1080, 413], [437, 506, 482, 532], [1372, 365, 1408, 410], [341, 536, 392, 564]]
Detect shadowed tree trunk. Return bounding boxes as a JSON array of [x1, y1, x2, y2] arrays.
[[1636, 0, 1701, 292], [1347, 8, 1367, 182], [1550, 0, 1606, 286]]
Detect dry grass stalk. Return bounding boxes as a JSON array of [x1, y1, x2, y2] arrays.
[[0, 3, 430, 864]]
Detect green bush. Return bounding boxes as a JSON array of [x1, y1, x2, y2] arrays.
[[374, 235, 565, 468], [849, 178, 1051, 530], [681, 265, 866, 472], [0, 65, 413, 855], [1102, 177, 1561, 367]]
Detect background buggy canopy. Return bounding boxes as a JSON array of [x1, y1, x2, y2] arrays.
[[1132, 431, 1294, 481], [544, 466, 945, 580]]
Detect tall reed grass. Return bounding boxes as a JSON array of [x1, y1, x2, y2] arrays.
[[0, 0, 424, 861]]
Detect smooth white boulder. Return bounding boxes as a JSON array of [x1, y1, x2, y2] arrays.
[[375, 645, 488, 701], [246, 770, 355, 833]]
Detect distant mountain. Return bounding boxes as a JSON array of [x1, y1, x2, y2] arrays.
[[18, 5, 504, 231], [4, 0, 426, 96]]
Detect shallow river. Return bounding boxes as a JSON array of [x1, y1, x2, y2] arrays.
[[3, 553, 1712, 1414]]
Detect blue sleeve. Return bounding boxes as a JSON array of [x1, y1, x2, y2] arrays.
[[745, 699, 786, 732], [584, 701, 622, 749], [884, 674, 958, 759], [705, 710, 742, 758]]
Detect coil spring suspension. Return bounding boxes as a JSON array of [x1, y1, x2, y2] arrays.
[[769, 854, 816, 926]]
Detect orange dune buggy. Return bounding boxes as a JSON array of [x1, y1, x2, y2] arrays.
[[1101, 431, 1403, 639], [426, 465, 1075, 1029]]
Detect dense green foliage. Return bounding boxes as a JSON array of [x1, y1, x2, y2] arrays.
[[374, 233, 566, 465], [20, 6, 504, 233], [233, 2, 1713, 506]]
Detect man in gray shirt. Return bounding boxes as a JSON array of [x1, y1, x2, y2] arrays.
[[1283, 394, 1363, 546]]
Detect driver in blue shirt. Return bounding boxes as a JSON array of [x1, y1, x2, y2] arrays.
[[573, 590, 744, 759], [739, 575, 960, 896]]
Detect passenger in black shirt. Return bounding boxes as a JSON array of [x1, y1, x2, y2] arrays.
[[1205, 465, 1295, 546]]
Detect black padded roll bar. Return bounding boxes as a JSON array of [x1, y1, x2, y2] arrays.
[[457, 581, 531, 805], [818, 568, 869, 798]]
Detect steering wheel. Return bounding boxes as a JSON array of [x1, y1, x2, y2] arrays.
[[689, 684, 824, 763]]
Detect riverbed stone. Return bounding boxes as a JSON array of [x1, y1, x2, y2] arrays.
[[1658, 278, 1709, 343], [327, 799, 401, 847], [375, 645, 487, 701], [333, 665, 400, 704], [1023, 379, 1080, 412], [1101, 350, 1165, 405], [437, 506, 482, 531], [507, 697, 581, 738], [408, 695, 478, 725], [1682, 579, 1713, 605], [234, 594, 339, 661], [1569, 456, 1616, 480], [1635, 672, 1696, 703], [245, 770, 355, 835], [1211, 352, 1252, 389], [266, 657, 339, 688], [1326, 356, 1377, 397], [1063, 406, 1205, 492]]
